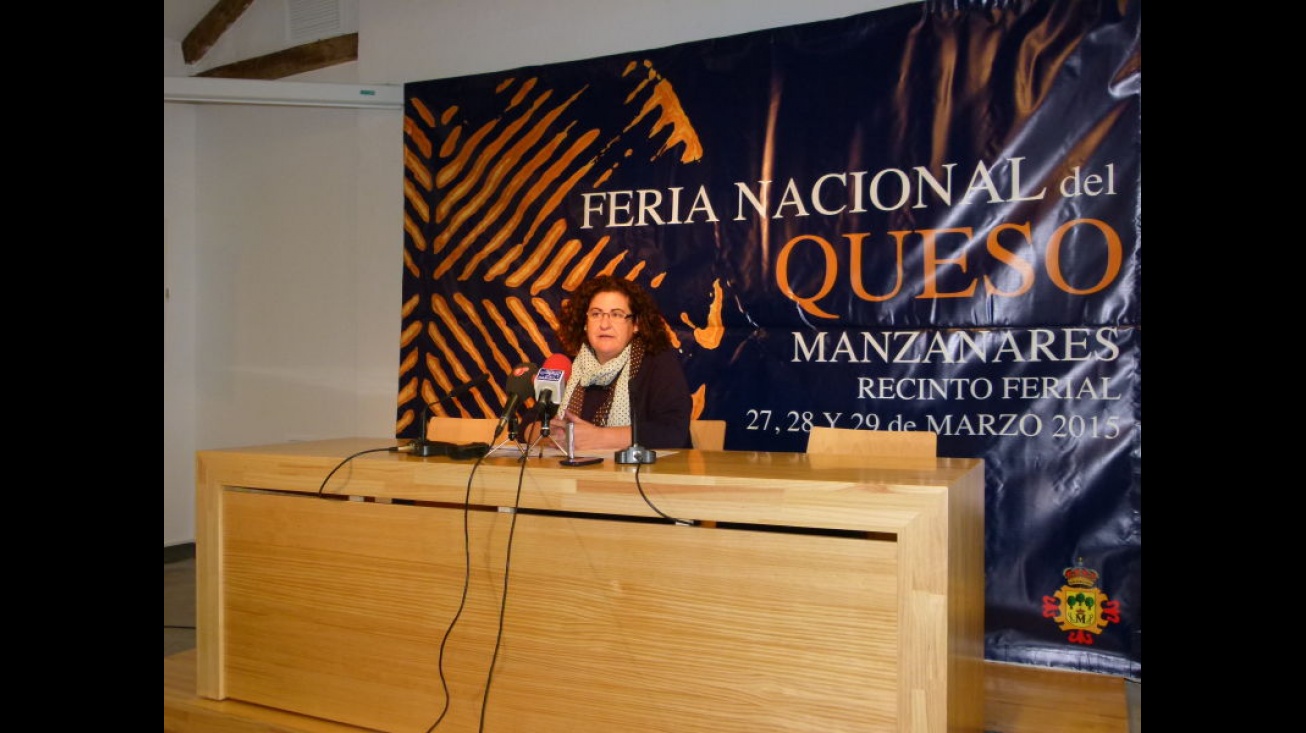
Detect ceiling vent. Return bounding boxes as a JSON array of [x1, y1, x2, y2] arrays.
[[286, 0, 342, 44]]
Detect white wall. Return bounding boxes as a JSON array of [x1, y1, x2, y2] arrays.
[[360, 0, 901, 83], [163, 0, 905, 547], [164, 100, 197, 548]]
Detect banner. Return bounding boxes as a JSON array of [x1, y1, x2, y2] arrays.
[[399, 0, 1141, 679]]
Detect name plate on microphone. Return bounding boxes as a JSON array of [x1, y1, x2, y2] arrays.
[[536, 368, 566, 382]]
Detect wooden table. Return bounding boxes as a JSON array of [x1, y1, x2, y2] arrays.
[[195, 438, 984, 732]]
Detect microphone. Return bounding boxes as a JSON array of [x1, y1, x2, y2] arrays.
[[438, 371, 490, 405], [495, 361, 539, 440], [614, 365, 656, 465], [406, 372, 491, 457], [533, 354, 572, 437]]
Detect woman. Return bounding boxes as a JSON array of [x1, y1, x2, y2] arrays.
[[534, 275, 691, 451]]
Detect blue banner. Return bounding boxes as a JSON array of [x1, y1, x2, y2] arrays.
[[399, 0, 1141, 679]]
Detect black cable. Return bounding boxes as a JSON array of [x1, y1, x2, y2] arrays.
[[633, 462, 697, 526], [478, 450, 528, 732], [317, 445, 404, 497], [426, 438, 692, 731], [426, 448, 491, 732]]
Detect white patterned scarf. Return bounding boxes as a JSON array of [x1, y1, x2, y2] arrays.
[[562, 340, 644, 426]]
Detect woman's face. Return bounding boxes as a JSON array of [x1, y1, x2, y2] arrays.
[[585, 290, 638, 363]]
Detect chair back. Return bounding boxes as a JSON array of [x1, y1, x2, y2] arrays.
[[689, 420, 727, 451], [427, 416, 499, 443], [804, 426, 937, 457]]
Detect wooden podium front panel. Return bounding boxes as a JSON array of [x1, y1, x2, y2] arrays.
[[220, 490, 898, 733], [221, 490, 504, 732], [197, 440, 984, 733], [488, 514, 899, 733]]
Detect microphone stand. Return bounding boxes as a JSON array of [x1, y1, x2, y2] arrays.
[[537, 398, 568, 456], [406, 373, 493, 458], [408, 400, 459, 457], [615, 371, 656, 465], [491, 402, 530, 458], [615, 439, 656, 464]]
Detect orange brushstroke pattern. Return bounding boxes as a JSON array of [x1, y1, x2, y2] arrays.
[[423, 353, 454, 400], [530, 298, 561, 345], [399, 60, 711, 434], [403, 178, 430, 222], [453, 292, 514, 378], [471, 304, 517, 376], [409, 97, 435, 127], [397, 375, 418, 405], [562, 235, 609, 291], [402, 248, 420, 278], [400, 293, 420, 317], [596, 252, 627, 278], [433, 98, 537, 258], [483, 298, 530, 365], [622, 261, 648, 280], [398, 319, 422, 348], [440, 91, 582, 279], [396, 411, 415, 435], [434, 118, 499, 218], [681, 278, 726, 350], [532, 237, 583, 294], [458, 119, 588, 278], [507, 77, 537, 110], [403, 215, 427, 254], [404, 118, 433, 160], [691, 384, 707, 420], [397, 349, 418, 378], [506, 217, 569, 288], [431, 295, 502, 399], [519, 143, 596, 244], [506, 296, 554, 357], [424, 351, 493, 417], [622, 60, 704, 164]]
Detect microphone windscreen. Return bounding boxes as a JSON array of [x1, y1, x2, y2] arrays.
[[505, 362, 539, 400], [534, 353, 571, 406], [540, 353, 573, 381], [494, 361, 538, 439]]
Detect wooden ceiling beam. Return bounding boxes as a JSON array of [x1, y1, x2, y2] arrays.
[[195, 34, 360, 81], [182, 0, 257, 65]]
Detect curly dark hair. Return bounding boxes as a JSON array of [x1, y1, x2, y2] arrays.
[[556, 275, 674, 356]]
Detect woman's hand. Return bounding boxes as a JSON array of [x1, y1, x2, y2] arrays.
[[554, 410, 632, 451], [518, 420, 543, 446], [548, 410, 585, 446]]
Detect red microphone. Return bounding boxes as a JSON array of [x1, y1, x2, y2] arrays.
[[534, 354, 572, 430]]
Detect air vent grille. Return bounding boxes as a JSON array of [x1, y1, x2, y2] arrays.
[[286, 0, 342, 44]]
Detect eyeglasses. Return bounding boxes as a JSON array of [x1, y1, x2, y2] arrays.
[[587, 308, 634, 322]]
